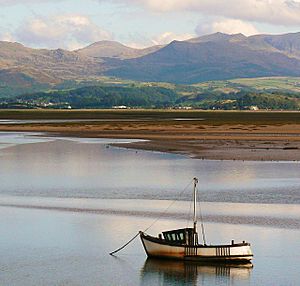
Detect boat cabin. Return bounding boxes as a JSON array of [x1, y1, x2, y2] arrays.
[[162, 228, 198, 246]]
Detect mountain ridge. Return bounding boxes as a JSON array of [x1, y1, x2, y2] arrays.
[[2, 32, 300, 96], [106, 34, 300, 83]]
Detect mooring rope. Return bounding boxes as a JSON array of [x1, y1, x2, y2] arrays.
[[109, 179, 194, 256], [109, 232, 141, 255]]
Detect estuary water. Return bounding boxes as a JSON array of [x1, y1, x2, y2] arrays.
[[0, 132, 300, 285]]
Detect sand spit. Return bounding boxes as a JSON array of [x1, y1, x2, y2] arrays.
[[1, 110, 300, 161]]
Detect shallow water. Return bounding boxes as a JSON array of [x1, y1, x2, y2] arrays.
[[0, 132, 299, 204], [0, 132, 300, 285], [0, 118, 205, 125]]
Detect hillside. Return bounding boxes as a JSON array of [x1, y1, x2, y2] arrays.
[[0, 42, 104, 81], [192, 77, 300, 94], [0, 69, 50, 98], [249, 33, 300, 59], [0, 85, 179, 109], [1, 78, 299, 110]]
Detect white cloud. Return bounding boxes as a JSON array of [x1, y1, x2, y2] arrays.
[[1, 0, 300, 27], [151, 32, 195, 45], [196, 19, 259, 37], [123, 42, 147, 49], [0, 31, 15, 42], [14, 14, 113, 50], [99, 0, 300, 26], [0, 0, 64, 5]]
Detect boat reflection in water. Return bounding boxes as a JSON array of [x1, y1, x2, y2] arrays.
[[140, 258, 253, 286]]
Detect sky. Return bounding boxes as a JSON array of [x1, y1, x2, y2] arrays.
[[1, 0, 300, 50]]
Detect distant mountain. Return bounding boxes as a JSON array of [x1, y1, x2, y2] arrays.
[[76, 40, 162, 59], [0, 41, 104, 83], [249, 33, 300, 59], [106, 32, 300, 83], [188, 32, 300, 59], [2, 32, 300, 96], [0, 40, 162, 96]]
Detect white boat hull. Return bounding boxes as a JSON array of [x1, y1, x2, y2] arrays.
[[140, 232, 253, 263]]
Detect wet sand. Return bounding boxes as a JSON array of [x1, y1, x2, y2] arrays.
[[1, 110, 300, 161]]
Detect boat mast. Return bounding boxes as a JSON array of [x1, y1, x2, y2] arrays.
[[193, 177, 198, 232], [193, 177, 207, 245]]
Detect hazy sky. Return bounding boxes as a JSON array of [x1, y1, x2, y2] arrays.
[[1, 0, 300, 50]]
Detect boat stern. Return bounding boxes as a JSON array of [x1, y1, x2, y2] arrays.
[[140, 231, 186, 259]]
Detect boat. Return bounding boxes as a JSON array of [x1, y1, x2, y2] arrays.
[[139, 178, 253, 263]]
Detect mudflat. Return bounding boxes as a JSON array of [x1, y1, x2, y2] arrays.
[[1, 109, 300, 161]]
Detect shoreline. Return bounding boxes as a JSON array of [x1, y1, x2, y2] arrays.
[[1, 123, 300, 161]]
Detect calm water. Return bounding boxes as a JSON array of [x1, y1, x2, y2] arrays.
[[0, 132, 299, 204], [0, 132, 300, 285], [0, 118, 204, 125]]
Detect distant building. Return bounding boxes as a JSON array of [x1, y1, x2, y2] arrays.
[[112, 105, 128, 109], [176, 106, 193, 110], [249, 106, 259, 111]]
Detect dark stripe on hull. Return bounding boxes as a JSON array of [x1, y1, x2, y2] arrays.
[[147, 254, 253, 264]]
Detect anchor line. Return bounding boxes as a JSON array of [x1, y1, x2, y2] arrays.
[[109, 232, 140, 255]]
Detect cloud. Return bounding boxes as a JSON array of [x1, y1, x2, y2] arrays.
[[151, 32, 195, 45], [0, 31, 15, 42], [99, 0, 300, 26], [0, 0, 64, 5], [196, 19, 259, 37], [1, 0, 300, 26], [14, 14, 113, 50]]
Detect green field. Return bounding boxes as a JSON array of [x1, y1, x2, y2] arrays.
[[3, 75, 300, 97], [193, 77, 300, 94], [98, 76, 300, 94]]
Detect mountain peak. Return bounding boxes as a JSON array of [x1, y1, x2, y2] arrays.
[[76, 40, 161, 59], [80, 40, 129, 49], [0, 41, 27, 51], [189, 32, 247, 44]]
